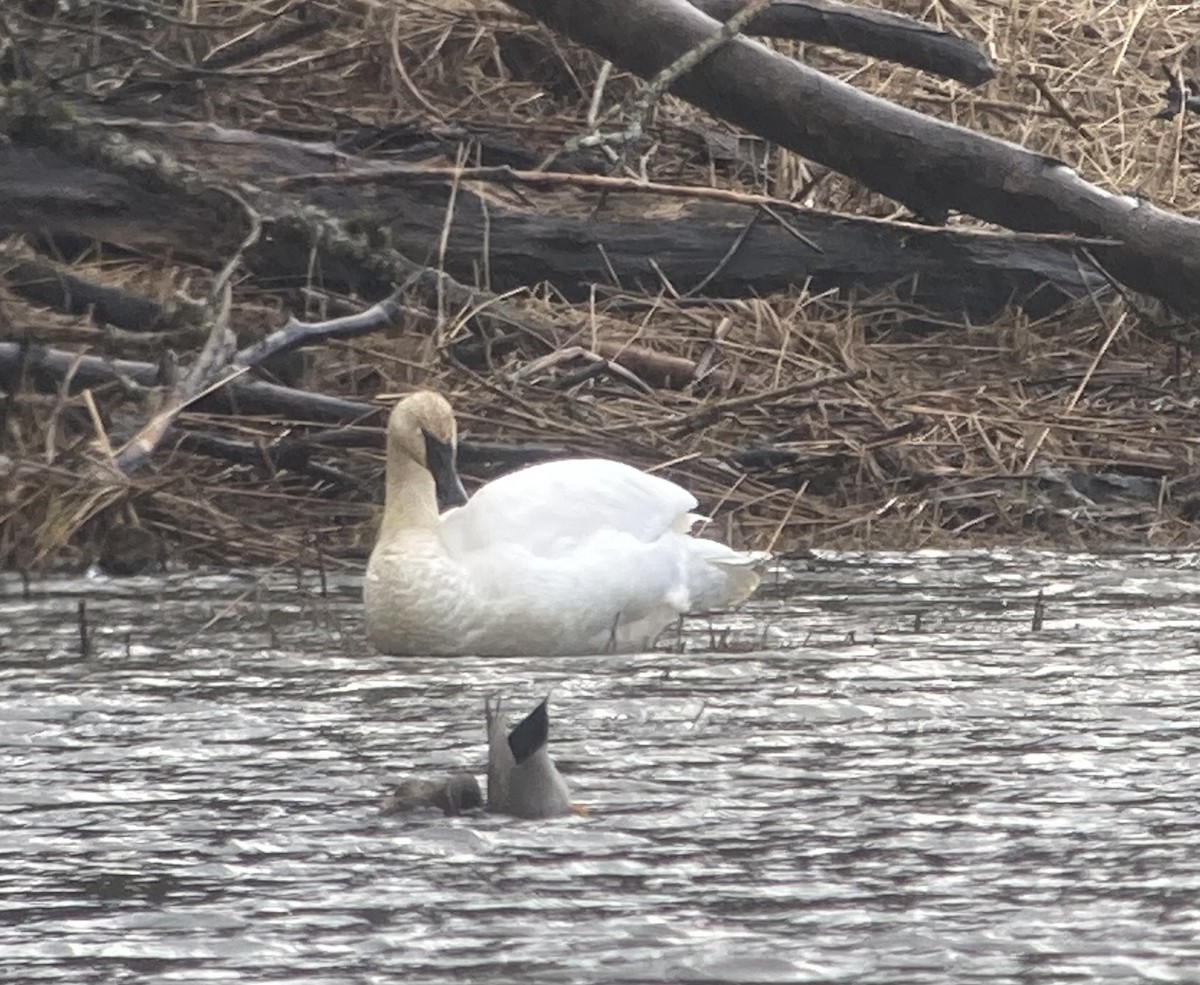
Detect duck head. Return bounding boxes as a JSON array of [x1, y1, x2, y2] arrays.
[[381, 773, 483, 817], [385, 391, 469, 512]]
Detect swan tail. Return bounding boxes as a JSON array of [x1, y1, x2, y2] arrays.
[[684, 541, 772, 610], [711, 556, 766, 607]]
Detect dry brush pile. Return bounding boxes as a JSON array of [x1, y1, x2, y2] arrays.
[[1, 0, 1198, 572]]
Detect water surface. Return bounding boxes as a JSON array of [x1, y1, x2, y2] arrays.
[[3, 550, 1200, 983]]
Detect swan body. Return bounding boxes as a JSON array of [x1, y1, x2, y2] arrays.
[[364, 391, 770, 657]]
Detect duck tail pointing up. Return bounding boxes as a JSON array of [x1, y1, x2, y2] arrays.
[[507, 698, 551, 764]]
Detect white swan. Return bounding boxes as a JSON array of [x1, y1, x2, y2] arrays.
[[363, 391, 770, 656]]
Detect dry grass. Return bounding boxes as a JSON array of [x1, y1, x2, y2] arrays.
[[2, 0, 1200, 571]]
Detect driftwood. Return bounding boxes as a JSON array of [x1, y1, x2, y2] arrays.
[[98, 0, 996, 97], [692, 0, 996, 86], [0, 121, 1108, 322], [174, 431, 366, 493], [1155, 70, 1200, 121], [0, 335, 860, 479], [0, 339, 380, 424], [2, 258, 206, 334], [1, 289, 435, 476], [502, 0, 1200, 316], [0, 338, 585, 472], [176, 429, 572, 487], [0, 246, 710, 391]]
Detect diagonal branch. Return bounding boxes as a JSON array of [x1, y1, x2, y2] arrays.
[[501, 0, 1200, 315]]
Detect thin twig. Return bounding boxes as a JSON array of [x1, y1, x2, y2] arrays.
[[542, 0, 773, 167]]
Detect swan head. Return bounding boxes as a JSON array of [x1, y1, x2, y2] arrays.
[[387, 391, 469, 509]]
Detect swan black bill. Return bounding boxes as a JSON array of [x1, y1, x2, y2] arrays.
[[507, 698, 551, 764], [423, 430, 469, 509]]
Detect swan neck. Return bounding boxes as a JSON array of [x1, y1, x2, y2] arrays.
[[380, 450, 439, 539]]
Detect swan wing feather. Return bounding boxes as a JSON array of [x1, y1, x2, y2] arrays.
[[440, 458, 696, 557]]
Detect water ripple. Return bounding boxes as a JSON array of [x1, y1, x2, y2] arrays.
[[3, 551, 1200, 982]]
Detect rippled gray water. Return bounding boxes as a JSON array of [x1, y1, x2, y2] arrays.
[[4, 551, 1200, 984]]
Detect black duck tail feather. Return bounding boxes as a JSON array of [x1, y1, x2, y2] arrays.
[[507, 697, 550, 764]]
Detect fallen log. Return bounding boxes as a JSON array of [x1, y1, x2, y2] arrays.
[[0, 339, 380, 424], [0, 122, 1108, 321], [501, 0, 1200, 315], [174, 431, 366, 492], [1, 257, 205, 333], [0, 249, 711, 392], [0, 340, 575, 471]]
